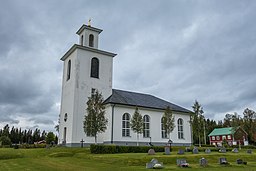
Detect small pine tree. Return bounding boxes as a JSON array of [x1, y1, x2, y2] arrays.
[[162, 106, 175, 140], [131, 107, 143, 146], [84, 90, 108, 144]]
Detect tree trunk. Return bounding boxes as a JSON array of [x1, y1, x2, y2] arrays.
[[137, 133, 139, 146], [198, 133, 201, 147], [95, 135, 97, 144]]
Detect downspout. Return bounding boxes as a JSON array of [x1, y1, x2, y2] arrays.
[[111, 104, 115, 144]]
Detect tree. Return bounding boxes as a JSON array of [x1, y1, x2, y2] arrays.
[[162, 106, 175, 141], [130, 107, 143, 146], [84, 90, 108, 144], [243, 108, 256, 143], [191, 100, 204, 146], [46, 132, 55, 144], [0, 136, 11, 146]]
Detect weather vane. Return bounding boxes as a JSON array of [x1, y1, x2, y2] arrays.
[[88, 18, 91, 27]]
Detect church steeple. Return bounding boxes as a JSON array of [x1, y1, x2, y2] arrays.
[[76, 24, 102, 49]]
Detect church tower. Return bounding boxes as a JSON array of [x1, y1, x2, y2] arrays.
[[59, 24, 116, 146]]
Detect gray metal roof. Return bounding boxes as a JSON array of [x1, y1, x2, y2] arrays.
[[104, 89, 191, 113]]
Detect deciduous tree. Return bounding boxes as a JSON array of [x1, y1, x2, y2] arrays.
[[84, 90, 108, 144], [131, 107, 143, 146]]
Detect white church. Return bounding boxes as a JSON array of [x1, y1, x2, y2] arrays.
[[58, 23, 193, 147]]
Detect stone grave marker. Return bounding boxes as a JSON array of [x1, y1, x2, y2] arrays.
[[193, 147, 199, 154], [199, 158, 208, 167], [177, 149, 184, 155], [146, 158, 163, 169], [247, 149, 252, 154], [205, 148, 211, 154], [148, 148, 155, 155], [164, 146, 170, 155], [219, 158, 228, 165], [232, 148, 238, 153], [185, 147, 191, 152], [177, 159, 189, 167], [236, 159, 247, 165], [219, 148, 226, 153]]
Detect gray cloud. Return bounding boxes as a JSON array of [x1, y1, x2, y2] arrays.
[[0, 0, 256, 131]]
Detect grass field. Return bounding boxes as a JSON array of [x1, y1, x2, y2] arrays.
[[0, 147, 256, 170]]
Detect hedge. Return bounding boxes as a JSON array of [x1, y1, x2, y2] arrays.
[[90, 144, 164, 154]]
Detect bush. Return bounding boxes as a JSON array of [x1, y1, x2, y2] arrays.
[[0, 136, 11, 146], [90, 144, 164, 154]]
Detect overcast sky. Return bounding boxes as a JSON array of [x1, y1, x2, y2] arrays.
[[0, 0, 256, 132]]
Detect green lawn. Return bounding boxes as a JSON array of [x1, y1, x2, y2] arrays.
[[0, 147, 256, 170]]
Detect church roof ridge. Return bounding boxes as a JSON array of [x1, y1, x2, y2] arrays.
[[104, 89, 192, 113]]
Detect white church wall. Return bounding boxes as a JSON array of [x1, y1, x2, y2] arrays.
[[67, 48, 113, 144], [59, 52, 77, 145], [110, 105, 192, 146]]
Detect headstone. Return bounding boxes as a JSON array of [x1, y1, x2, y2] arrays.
[[199, 158, 208, 167], [219, 148, 226, 153], [177, 149, 184, 155], [247, 149, 252, 154], [148, 148, 155, 155], [164, 146, 170, 155], [146, 158, 164, 169], [185, 147, 191, 152], [219, 158, 228, 165], [232, 148, 238, 153], [236, 159, 243, 164], [193, 147, 199, 154], [177, 159, 189, 167], [205, 148, 211, 154]]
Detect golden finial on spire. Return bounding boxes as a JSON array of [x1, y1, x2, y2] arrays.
[[88, 18, 91, 27]]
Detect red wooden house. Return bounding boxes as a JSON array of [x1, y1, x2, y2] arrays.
[[208, 127, 248, 146]]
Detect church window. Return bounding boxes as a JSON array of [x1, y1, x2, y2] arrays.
[[90, 57, 99, 78], [178, 118, 184, 139], [143, 115, 150, 138], [80, 35, 84, 46], [63, 127, 67, 144], [89, 34, 94, 47], [161, 117, 168, 138], [122, 113, 130, 137], [64, 113, 68, 122], [67, 60, 71, 81]]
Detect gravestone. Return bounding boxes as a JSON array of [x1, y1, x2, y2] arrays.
[[205, 148, 211, 154], [177, 149, 184, 155], [164, 146, 170, 155], [177, 159, 189, 167], [232, 148, 238, 153], [199, 158, 208, 167], [219, 158, 228, 165], [146, 158, 164, 169], [193, 147, 199, 154], [219, 148, 226, 153], [236, 159, 247, 165], [148, 148, 155, 155], [247, 149, 252, 154], [185, 147, 191, 152]]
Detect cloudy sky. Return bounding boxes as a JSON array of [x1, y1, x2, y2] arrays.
[[0, 0, 256, 132]]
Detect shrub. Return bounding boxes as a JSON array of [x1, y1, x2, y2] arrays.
[[0, 136, 11, 146], [90, 144, 164, 154]]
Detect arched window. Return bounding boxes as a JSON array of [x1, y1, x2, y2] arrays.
[[161, 117, 167, 138], [89, 34, 94, 47], [178, 118, 184, 139], [64, 113, 68, 122], [66, 60, 71, 81], [122, 113, 130, 137], [143, 115, 150, 138], [90, 57, 99, 78], [80, 35, 84, 46]]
